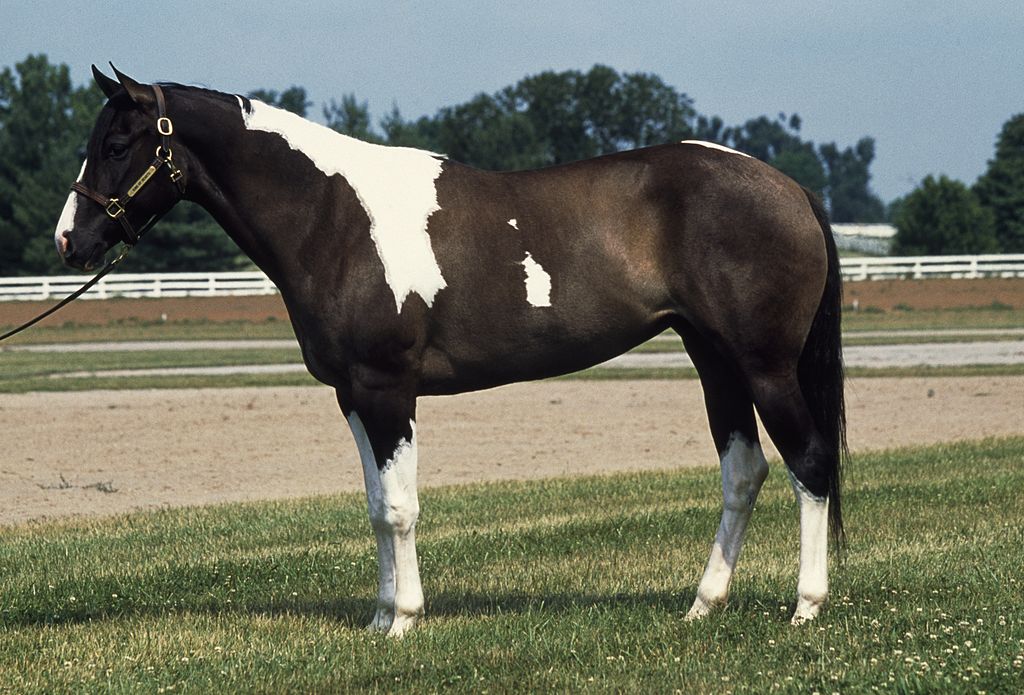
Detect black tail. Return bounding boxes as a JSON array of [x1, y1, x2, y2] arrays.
[[797, 188, 848, 549]]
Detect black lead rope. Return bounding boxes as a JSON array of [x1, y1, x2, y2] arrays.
[[0, 243, 134, 344], [0, 207, 169, 343]]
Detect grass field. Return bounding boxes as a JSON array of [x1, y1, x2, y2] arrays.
[[1, 437, 1021, 693]]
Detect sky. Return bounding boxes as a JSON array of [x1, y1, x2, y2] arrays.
[[2, 1, 1022, 203]]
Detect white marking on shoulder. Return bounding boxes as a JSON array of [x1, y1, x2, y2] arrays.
[[240, 100, 448, 312], [507, 218, 518, 230], [679, 140, 752, 158], [54, 159, 87, 252], [521, 252, 552, 307]]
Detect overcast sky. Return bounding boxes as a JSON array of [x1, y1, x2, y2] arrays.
[[3, 1, 1021, 202]]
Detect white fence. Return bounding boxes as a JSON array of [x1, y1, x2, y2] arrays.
[[0, 271, 277, 302], [840, 254, 1024, 281], [1, 255, 1023, 302]]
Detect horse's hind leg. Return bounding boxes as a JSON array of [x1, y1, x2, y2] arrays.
[[680, 326, 769, 620], [745, 370, 831, 624]]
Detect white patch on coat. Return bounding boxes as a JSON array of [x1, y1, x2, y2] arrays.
[[686, 432, 769, 620], [347, 412, 424, 636], [240, 100, 447, 312], [787, 469, 830, 624], [54, 159, 88, 254], [507, 218, 518, 229], [520, 252, 552, 307], [679, 140, 753, 158]]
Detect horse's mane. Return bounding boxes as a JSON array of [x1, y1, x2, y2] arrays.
[[157, 82, 253, 114]]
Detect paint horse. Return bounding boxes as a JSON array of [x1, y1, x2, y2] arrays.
[[55, 67, 846, 636]]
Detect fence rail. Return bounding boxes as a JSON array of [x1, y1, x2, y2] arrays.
[[1, 255, 1023, 302]]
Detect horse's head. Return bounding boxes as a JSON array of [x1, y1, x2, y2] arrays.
[[54, 66, 186, 270]]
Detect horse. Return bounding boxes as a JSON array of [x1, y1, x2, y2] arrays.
[[54, 66, 846, 637]]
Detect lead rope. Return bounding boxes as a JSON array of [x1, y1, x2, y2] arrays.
[[0, 244, 134, 343]]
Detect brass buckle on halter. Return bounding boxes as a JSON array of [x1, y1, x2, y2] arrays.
[[105, 198, 126, 219], [157, 117, 174, 136]]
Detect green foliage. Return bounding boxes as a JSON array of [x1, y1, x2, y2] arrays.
[[893, 175, 999, 254], [0, 55, 898, 277], [0, 54, 102, 275], [974, 113, 1024, 251], [115, 202, 249, 273], [247, 86, 310, 116], [818, 137, 887, 222], [719, 113, 828, 194], [323, 93, 381, 143]]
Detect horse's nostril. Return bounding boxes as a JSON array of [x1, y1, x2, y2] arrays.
[[59, 233, 72, 257]]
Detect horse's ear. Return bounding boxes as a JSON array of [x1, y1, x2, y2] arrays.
[[92, 65, 122, 100], [110, 64, 154, 107]]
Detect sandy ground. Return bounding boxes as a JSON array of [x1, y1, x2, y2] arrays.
[[2, 376, 1021, 526]]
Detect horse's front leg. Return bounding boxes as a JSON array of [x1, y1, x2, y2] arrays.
[[338, 384, 423, 637]]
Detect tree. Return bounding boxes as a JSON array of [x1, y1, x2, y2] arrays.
[[974, 113, 1024, 252], [116, 202, 248, 273], [432, 93, 546, 171], [247, 86, 310, 116], [893, 175, 998, 254], [722, 114, 827, 195], [0, 54, 103, 275], [324, 94, 381, 142], [819, 138, 886, 223]]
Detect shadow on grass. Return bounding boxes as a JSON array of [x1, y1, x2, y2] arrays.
[[1, 585, 798, 632]]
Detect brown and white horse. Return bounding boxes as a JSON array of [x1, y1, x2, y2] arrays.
[[55, 67, 846, 636]]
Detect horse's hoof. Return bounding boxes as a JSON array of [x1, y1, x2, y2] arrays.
[[387, 613, 419, 637], [366, 608, 394, 633], [684, 596, 722, 621], [790, 597, 824, 625]]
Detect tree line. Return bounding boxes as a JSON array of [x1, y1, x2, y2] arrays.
[[2, 54, 1017, 276], [891, 114, 1024, 255]]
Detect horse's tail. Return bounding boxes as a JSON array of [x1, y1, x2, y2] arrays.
[[797, 187, 848, 549]]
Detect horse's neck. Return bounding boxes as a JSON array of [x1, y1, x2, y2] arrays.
[[182, 95, 448, 304], [182, 97, 358, 288]]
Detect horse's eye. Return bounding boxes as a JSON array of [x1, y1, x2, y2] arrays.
[[106, 142, 129, 160]]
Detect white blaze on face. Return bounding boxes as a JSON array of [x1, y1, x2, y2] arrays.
[[679, 140, 753, 158], [239, 100, 447, 313], [54, 159, 88, 254], [521, 252, 552, 307]]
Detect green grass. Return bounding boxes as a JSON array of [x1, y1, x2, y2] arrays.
[[1, 438, 1022, 693], [0, 317, 296, 345], [842, 306, 1024, 332], [3, 354, 1024, 394]]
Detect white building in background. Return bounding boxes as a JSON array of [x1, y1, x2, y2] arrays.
[[832, 223, 896, 255]]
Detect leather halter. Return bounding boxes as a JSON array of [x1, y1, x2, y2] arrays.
[[0, 85, 186, 343], [70, 84, 186, 245]]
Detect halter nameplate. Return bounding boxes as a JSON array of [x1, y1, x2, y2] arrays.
[[126, 164, 158, 198]]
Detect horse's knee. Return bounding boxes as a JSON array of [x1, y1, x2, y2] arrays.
[[720, 433, 769, 511], [369, 498, 419, 537]]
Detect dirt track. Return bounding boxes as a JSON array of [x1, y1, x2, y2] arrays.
[[3, 376, 1021, 526]]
